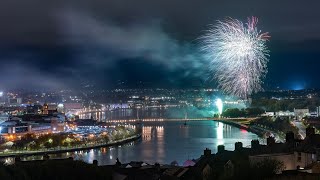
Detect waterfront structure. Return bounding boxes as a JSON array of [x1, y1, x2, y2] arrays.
[[0, 114, 65, 140]]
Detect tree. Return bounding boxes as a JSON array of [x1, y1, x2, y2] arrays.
[[245, 108, 264, 117], [250, 158, 285, 179], [21, 133, 35, 143], [222, 108, 245, 118]]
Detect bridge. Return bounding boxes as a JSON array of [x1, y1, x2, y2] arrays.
[[97, 117, 257, 123], [76, 108, 131, 115]]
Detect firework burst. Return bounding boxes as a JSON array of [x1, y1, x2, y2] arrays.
[[201, 17, 270, 99]]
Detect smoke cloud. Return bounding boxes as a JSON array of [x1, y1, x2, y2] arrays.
[[56, 10, 209, 79]]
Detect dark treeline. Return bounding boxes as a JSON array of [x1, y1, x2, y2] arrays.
[[221, 108, 265, 118], [251, 98, 320, 112], [250, 116, 299, 136]]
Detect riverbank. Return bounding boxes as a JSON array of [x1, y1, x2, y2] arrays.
[[0, 134, 141, 158], [215, 119, 263, 136], [215, 119, 285, 142]]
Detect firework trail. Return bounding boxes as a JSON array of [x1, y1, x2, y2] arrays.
[[201, 17, 270, 99]]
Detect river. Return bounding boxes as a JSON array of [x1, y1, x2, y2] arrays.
[[12, 120, 259, 166]]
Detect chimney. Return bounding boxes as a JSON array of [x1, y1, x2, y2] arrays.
[[235, 142, 243, 151], [306, 127, 315, 137], [251, 140, 260, 149], [15, 156, 21, 163], [43, 154, 50, 160], [217, 145, 225, 153], [204, 148, 212, 157], [267, 136, 275, 146], [286, 131, 295, 142], [93, 160, 98, 166]]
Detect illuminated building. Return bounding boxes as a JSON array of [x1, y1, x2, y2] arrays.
[[63, 103, 83, 113], [8, 98, 22, 106], [0, 115, 65, 137], [0, 91, 5, 105], [26, 104, 42, 114], [294, 109, 309, 120], [42, 103, 58, 115], [275, 111, 294, 117], [57, 103, 64, 113], [42, 103, 49, 114], [0, 113, 9, 124], [262, 112, 275, 116]]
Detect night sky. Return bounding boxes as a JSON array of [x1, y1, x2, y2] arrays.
[[0, 0, 320, 90]]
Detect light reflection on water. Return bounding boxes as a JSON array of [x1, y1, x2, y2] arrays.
[[2, 121, 259, 166]]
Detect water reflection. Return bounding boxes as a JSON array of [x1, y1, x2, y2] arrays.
[[79, 108, 166, 122], [2, 121, 259, 165], [216, 122, 224, 145]]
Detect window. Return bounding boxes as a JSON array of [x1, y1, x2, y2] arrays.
[[297, 152, 302, 162]]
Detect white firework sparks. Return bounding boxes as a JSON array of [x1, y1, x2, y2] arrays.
[[201, 17, 270, 99]]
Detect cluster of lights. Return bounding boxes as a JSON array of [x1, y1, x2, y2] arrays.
[[107, 119, 137, 123], [142, 119, 164, 122]]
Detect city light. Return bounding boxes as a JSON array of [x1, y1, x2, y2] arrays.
[[215, 98, 223, 115]]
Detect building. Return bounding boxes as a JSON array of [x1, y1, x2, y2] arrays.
[[0, 120, 63, 139], [42, 103, 58, 115], [249, 152, 315, 171], [248, 128, 320, 171], [193, 127, 320, 179], [0, 113, 66, 139], [63, 103, 83, 113], [26, 104, 42, 114], [0, 113, 9, 124], [8, 98, 22, 106], [308, 112, 318, 117], [0, 91, 6, 105], [262, 112, 275, 117], [294, 109, 309, 120], [57, 103, 64, 113], [276, 110, 295, 117]]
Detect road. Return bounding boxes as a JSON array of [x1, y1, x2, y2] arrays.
[[292, 120, 306, 139]]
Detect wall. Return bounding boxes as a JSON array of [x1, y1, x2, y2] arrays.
[[249, 152, 315, 171]]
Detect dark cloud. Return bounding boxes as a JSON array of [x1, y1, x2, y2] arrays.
[[0, 1, 320, 89], [2, 0, 320, 44]]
